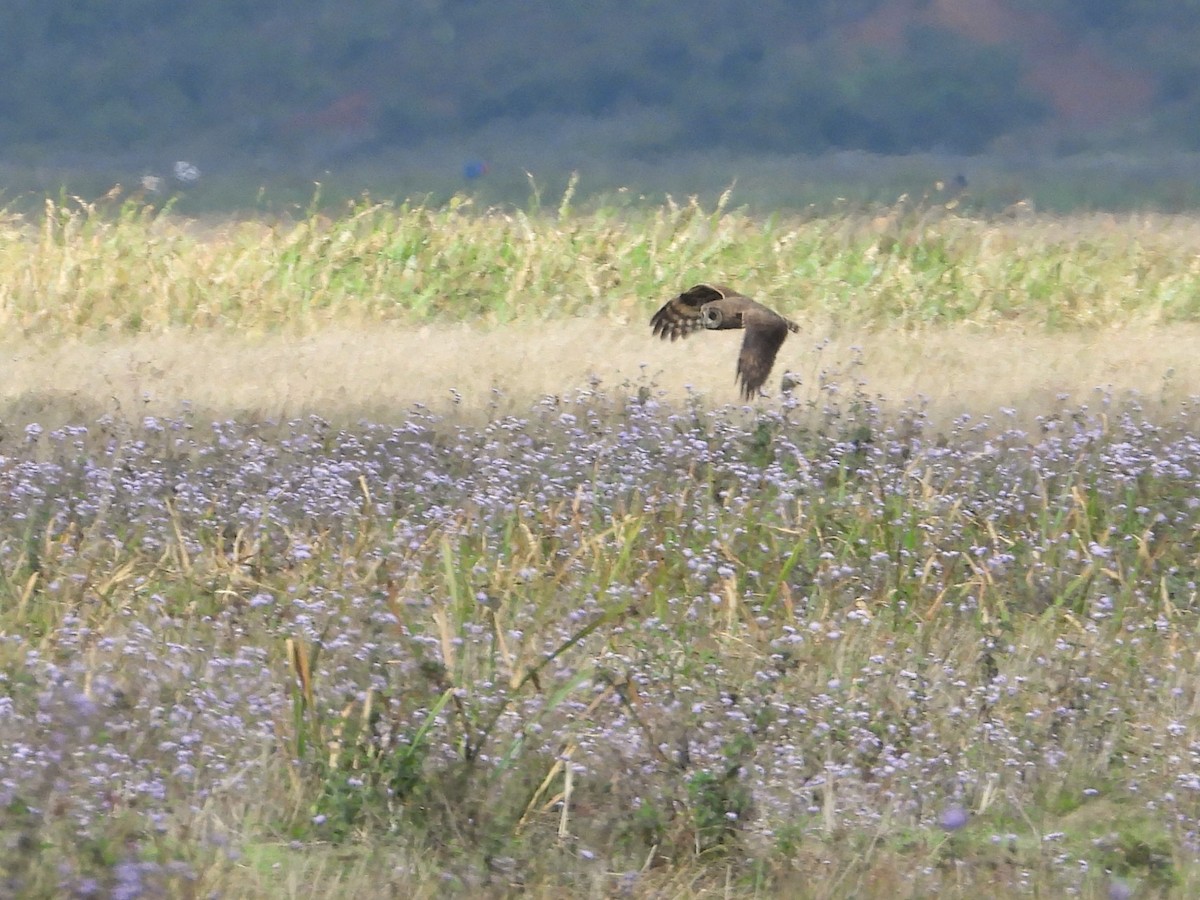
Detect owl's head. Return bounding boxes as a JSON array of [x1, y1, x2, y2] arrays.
[[701, 305, 740, 330]]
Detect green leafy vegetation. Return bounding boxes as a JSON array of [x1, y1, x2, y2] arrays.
[[6, 189, 1200, 337]]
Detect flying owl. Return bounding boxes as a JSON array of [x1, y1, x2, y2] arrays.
[[650, 283, 800, 400]]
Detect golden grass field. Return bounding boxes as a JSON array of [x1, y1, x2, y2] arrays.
[[3, 188, 1200, 429], [5, 319, 1200, 430]]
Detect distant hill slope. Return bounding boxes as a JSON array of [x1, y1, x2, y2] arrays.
[[2, 0, 1197, 167], [844, 0, 1155, 127]]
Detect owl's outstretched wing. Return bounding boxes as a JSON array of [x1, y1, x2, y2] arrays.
[[649, 283, 742, 341], [736, 309, 796, 400]]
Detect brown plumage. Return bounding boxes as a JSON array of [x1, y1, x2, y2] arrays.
[[650, 283, 800, 400]]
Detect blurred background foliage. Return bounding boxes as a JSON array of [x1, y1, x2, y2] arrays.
[[4, 0, 1200, 208]]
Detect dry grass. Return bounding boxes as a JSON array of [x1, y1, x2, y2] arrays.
[[4, 319, 1199, 430], [5, 190, 1200, 433]]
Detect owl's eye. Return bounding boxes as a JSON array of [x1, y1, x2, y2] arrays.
[[701, 307, 722, 326]]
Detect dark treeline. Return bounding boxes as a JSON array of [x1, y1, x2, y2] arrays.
[[4, 0, 1200, 166]]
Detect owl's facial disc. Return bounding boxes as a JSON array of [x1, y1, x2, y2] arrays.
[[701, 307, 723, 328]]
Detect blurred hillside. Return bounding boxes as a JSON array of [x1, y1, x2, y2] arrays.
[[3, 0, 1199, 205]]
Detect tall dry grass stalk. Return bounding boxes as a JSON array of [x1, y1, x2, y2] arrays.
[[3, 189, 1200, 337]]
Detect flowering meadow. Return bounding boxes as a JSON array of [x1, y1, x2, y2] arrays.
[[2, 381, 1200, 898], [4, 195, 1200, 897]]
